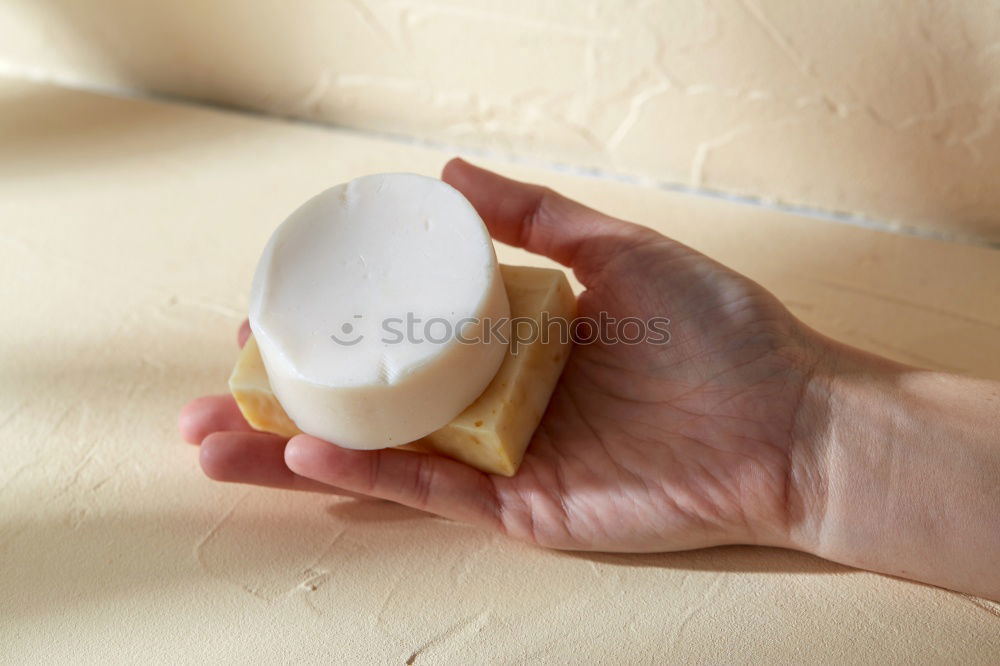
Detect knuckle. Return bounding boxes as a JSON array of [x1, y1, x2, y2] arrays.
[[410, 455, 436, 509]]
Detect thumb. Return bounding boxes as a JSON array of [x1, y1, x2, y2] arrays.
[[442, 158, 655, 286]]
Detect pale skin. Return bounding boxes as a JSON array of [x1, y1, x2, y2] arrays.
[[180, 158, 1000, 601]]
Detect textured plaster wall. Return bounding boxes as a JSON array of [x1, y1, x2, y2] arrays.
[[3, 1, 1000, 243]]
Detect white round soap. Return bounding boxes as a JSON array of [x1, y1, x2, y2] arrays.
[[249, 173, 510, 449]]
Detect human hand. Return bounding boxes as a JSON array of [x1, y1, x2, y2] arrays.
[[180, 158, 834, 554]]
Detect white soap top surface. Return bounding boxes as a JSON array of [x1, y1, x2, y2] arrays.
[[250, 173, 500, 388]]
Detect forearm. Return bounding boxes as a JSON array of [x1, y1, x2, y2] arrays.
[[794, 344, 1000, 599]]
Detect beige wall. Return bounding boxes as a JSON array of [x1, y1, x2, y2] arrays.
[[3, 0, 1000, 244]]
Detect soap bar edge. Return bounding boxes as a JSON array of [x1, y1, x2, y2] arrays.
[[229, 264, 576, 476]]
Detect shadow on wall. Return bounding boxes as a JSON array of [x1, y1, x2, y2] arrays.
[[6, 0, 330, 113], [0, 82, 249, 181]]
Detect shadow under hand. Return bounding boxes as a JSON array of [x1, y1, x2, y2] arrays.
[[568, 545, 848, 576], [328, 495, 846, 576]]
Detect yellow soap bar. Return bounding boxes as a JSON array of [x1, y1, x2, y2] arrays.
[[229, 265, 576, 476], [229, 335, 302, 439]]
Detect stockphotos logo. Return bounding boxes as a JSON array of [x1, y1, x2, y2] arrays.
[[331, 312, 670, 354]]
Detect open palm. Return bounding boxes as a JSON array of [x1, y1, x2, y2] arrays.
[[180, 159, 826, 554]]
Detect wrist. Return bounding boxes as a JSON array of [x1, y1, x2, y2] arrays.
[[786, 339, 1000, 598], [781, 336, 847, 555], [782, 337, 917, 557]]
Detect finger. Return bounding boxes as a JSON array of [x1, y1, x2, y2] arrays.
[[285, 434, 503, 529], [179, 394, 255, 444], [442, 158, 653, 284], [238, 319, 251, 348], [200, 431, 364, 497]]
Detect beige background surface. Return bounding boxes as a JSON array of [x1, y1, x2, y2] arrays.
[[3, 1, 1000, 244], [2, 77, 999, 663]]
